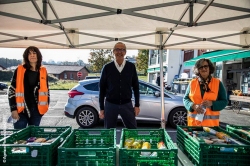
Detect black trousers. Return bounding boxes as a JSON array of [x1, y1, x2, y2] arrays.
[[104, 101, 137, 129]]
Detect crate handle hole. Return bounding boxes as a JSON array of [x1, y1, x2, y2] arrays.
[[43, 128, 57, 132], [137, 131, 150, 135], [88, 131, 101, 135]]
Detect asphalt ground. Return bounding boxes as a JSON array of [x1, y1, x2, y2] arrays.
[[1, 90, 250, 144]]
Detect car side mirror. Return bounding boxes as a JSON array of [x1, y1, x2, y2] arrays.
[[154, 91, 160, 97]]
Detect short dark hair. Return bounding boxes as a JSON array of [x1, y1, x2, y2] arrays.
[[22, 46, 42, 70], [193, 58, 215, 76]]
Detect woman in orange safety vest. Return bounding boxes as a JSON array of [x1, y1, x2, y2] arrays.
[[8, 46, 49, 129], [183, 58, 227, 126]]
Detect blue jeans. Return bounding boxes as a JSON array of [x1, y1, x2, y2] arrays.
[[13, 107, 42, 129]]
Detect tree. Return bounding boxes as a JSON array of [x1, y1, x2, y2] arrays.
[[88, 49, 113, 72], [136, 50, 149, 75]]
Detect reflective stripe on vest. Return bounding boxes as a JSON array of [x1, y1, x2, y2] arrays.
[[16, 93, 24, 97], [188, 114, 219, 119], [39, 101, 48, 105], [39, 92, 48, 96], [16, 103, 25, 107]]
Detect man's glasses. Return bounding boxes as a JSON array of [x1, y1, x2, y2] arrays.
[[198, 65, 209, 70], [114, 48, 126, 52]]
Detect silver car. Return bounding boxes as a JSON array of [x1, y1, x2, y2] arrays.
[[64, 79, 187, 128]]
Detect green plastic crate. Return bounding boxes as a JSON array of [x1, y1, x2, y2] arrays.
[[58, 129, 116, 166], [0, 126, 71, 166], [226, 125, 250, 141], [119, 128, 178, 166], [0, 129, 19, 141], [177, 126, 250, 166]]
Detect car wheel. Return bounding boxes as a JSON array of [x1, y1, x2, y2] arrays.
[[168, 108, 187, 128], [76, 107, 98, 128]]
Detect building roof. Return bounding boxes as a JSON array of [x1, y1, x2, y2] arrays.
[[43, 65, 89, 74]]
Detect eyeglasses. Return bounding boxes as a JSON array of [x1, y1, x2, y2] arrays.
[[114, 48, 126, 52], [198, 65, 209, 70]]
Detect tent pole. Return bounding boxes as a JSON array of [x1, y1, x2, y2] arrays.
[[159, 32, 165, 129]]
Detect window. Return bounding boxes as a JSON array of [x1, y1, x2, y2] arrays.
[[84, 82, 99, 91], [139, 83, 156, 96], [183, 50, 194, 62], [70, 73, 73, 80], [64, 73, 67, 79]]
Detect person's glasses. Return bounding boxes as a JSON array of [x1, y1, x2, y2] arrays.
[[114, 48, 126, 52], [198, 65, 209, 70]]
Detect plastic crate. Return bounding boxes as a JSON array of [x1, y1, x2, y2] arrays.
[[226, 125, 250, 141], [0, 126, 71, 166], [58, 129, 116, 166], [119, 128, 178, 166], [0, 129, 19, 141], [177, 126, 250, 166]]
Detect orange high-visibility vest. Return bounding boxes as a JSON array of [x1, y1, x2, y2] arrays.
[[188, 77, 220, 126], [16, 65, 49, 115]]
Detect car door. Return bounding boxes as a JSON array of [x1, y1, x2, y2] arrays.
[[90, 81, 101, 111], [134, 82, 163, 121]]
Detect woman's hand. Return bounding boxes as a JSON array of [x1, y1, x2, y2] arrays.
[[201, 100, 213, 107], [192, 104, 205, 114], [11, 110, 20, 120]]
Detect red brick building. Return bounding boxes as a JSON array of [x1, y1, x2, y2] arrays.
[[44, 64, 89, 80]]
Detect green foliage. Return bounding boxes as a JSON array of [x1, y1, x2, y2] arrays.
[[138, 75, 148, 82], [49, 80, 78, 90], [0, 70, 14, 81], [136, 50, 149, 75], [0, 58, 22, 68], [88, 49, 114, 72], [47, 74, 59, 82]]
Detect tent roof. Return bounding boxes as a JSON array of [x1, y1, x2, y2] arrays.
[[0, 0, 250, 49]]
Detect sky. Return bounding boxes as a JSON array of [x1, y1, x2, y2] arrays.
[[0, 48, 138, 63]]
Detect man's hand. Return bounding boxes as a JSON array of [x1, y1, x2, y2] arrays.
[[11, 110, 20, 120], [99, 110, 104, 119], [134, 107, 140, 116]]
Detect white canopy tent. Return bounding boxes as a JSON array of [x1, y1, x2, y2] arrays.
[[1, 0, 250, 128]]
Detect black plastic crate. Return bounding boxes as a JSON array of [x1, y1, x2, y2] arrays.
[[119, 128, 177, 166], [177, 126, 250, 166], [58, 129, 116, 166], [0, 126, 71, 166]]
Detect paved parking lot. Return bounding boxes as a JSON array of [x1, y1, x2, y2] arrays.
[[1, 90, 250, 143]]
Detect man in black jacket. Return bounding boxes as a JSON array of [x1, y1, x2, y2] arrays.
[[99, 42, 140, 129]]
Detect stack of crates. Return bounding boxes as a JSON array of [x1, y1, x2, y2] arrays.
[[119, 128, 177, 166], [226, 125, 250, 141], [0, 126, 71, 166], [58, 129, 116, 166], [0, 129, 19, 141], [177, 126, 250, 166]]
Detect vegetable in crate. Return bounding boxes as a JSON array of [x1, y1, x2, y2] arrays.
[[132, 139, 142, 149], [141, 142, 151, 156], [124, 138, 134, 149], [157, 141, 167, 149]]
